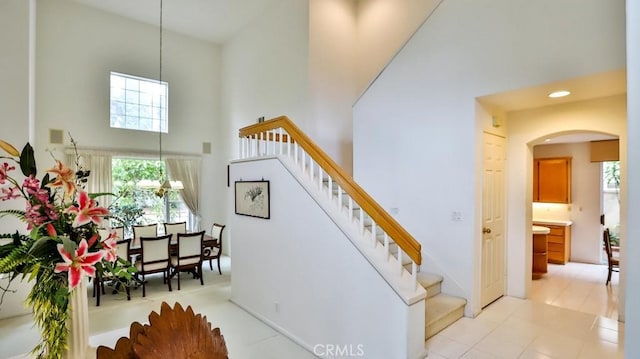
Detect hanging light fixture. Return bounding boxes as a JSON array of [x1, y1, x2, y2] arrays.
[[149, 0, 182, 198]]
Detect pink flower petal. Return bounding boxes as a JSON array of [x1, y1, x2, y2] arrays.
[[56, 244, 73, 263], [68, 267, 82, 290], [76, 239, 88, 257], [54, 263, 70, 273], [82, 265, 96, 278], [81, 250, 104, 266]]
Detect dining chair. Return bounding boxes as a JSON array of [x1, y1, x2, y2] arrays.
[[135, 234, 172, 297], [203, 223, 225, 274], [132, 224, 158, 248], [95, 237, 131, 306], [163, 221, 186, 238], [171, 231, 206, 290], [603, 228, 619, 285]]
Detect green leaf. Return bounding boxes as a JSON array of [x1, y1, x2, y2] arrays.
[[89, 192, 115, 199], [40, 173, 51, 189], [61, 237, 76, 257], [19, 143, 36, 177]]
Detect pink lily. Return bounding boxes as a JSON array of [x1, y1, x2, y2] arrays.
[[101, 236, 118, 262], [65, 191, 109, 228], [45, 160, 76, 197], [54, 239, 104, 291], [0, 162, 15, 184]]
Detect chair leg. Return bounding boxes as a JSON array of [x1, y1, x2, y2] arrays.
[[96, 280, 101, 307], [217, 257, 222, 275], [142, 275, 146, 297], [607, 264, 612, 285], [167, 270, 172, 292], [177, 269, 181, 291], [125, 284, 131, 301], [209, 258, 213, 271], [199, 264, 204, 286]]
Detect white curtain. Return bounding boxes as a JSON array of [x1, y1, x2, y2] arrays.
[[65, 150, 113, 209], [165, 157, 201, 230]]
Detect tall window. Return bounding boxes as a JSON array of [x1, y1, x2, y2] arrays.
[[110, 72, 168, 133], [111, 158, 189, 232]]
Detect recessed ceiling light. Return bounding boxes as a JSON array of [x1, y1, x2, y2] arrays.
[[548, 90, 571, 98]]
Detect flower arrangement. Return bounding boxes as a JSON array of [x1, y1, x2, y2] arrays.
[[0, 138, 135, 358]]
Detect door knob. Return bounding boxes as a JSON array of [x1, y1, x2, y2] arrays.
[[483, 227, 492, 234]]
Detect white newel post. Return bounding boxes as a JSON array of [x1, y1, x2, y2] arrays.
[[65, 279, 90, 358]]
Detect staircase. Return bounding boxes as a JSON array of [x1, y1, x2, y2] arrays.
[[237, 116, 466, 348], [332, 174, 467, 341]]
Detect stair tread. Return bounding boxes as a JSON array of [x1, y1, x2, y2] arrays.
[[425, 294, 466, 326], [417, 272, 443, 289]]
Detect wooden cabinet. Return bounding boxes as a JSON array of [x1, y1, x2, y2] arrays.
[[533, 224, 571, 264], [532, 233, 548, 279], [533, 157, 571, 203]]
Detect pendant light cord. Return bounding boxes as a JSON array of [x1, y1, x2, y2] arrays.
[[158, 0, 163, 164]]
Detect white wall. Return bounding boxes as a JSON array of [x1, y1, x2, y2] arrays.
[[533, 142, 604, 264], [309, 0, 357, 175], [624, 0, 640, 355], [353, 0, 626, 316], [220, 0, 309, 247], [507, 95, 626, 298], [355, 0, 441, 96], [230, 158, 424, 359], [34, 0, 222, 231], [0, 0, 35, 320]]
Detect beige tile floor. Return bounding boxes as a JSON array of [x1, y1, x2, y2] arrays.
[[0, 259, 623, 359], [0, 256, 315, 359], [427, 262, 623, 359]]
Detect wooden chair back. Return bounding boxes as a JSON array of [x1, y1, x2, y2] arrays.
[[133, 224, 158, 247], [164, 221, 187, 238]]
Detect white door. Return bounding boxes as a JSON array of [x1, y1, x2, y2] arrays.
[[481, 132, 506, 307]]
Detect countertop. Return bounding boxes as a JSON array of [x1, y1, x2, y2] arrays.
[[532, 225, 550, 234], [532, 219, 573, 226]]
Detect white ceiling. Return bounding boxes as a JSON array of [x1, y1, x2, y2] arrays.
[[478, 69, 626, 144], [72, 0, 283, 43], [477, 69, 627, 114]]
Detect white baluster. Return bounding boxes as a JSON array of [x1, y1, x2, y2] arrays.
[[294, 143, 298, 165], [359, 209, 364, 234], [318, 168, 323, 190], [412, 262, 418, 291], [301, 150, 306, 173], [288, 133, 292, 158], [398, 250, 404, 275], [279, 128, 283, 155], [309, 161, 314, 181], [348, 198, 353, 221], [271, 130, 276, 155], [337, 186, 342, 211], [258, 132, 262, 156], [328, 177, 332, 199], [384, 233, 390, 260], [371, 222, 377, 247]]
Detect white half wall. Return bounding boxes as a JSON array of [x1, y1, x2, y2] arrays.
[[353, 0, 626, 316], [230, 158, 425, 359]]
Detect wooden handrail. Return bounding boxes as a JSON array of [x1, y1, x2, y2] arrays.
[[239, 116, 422, 265]]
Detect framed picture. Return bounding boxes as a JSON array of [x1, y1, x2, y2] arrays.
[[235, 180, 270, 219]]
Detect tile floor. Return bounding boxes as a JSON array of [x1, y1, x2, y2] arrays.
[[0, 259, 623, 359], [427, 262, 623, 359], [0, 257, 315, 359]]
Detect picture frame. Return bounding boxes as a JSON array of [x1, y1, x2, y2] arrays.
[[235, 180, 270, 219]]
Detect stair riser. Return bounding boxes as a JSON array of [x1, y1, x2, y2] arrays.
[[425, 306, 464, 339]]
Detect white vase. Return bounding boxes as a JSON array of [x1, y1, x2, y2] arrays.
[[64, 279, 90, 359]]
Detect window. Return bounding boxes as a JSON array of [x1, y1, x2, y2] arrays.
[[110, 72, 168, 133], [111, 158, 189, 233]]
